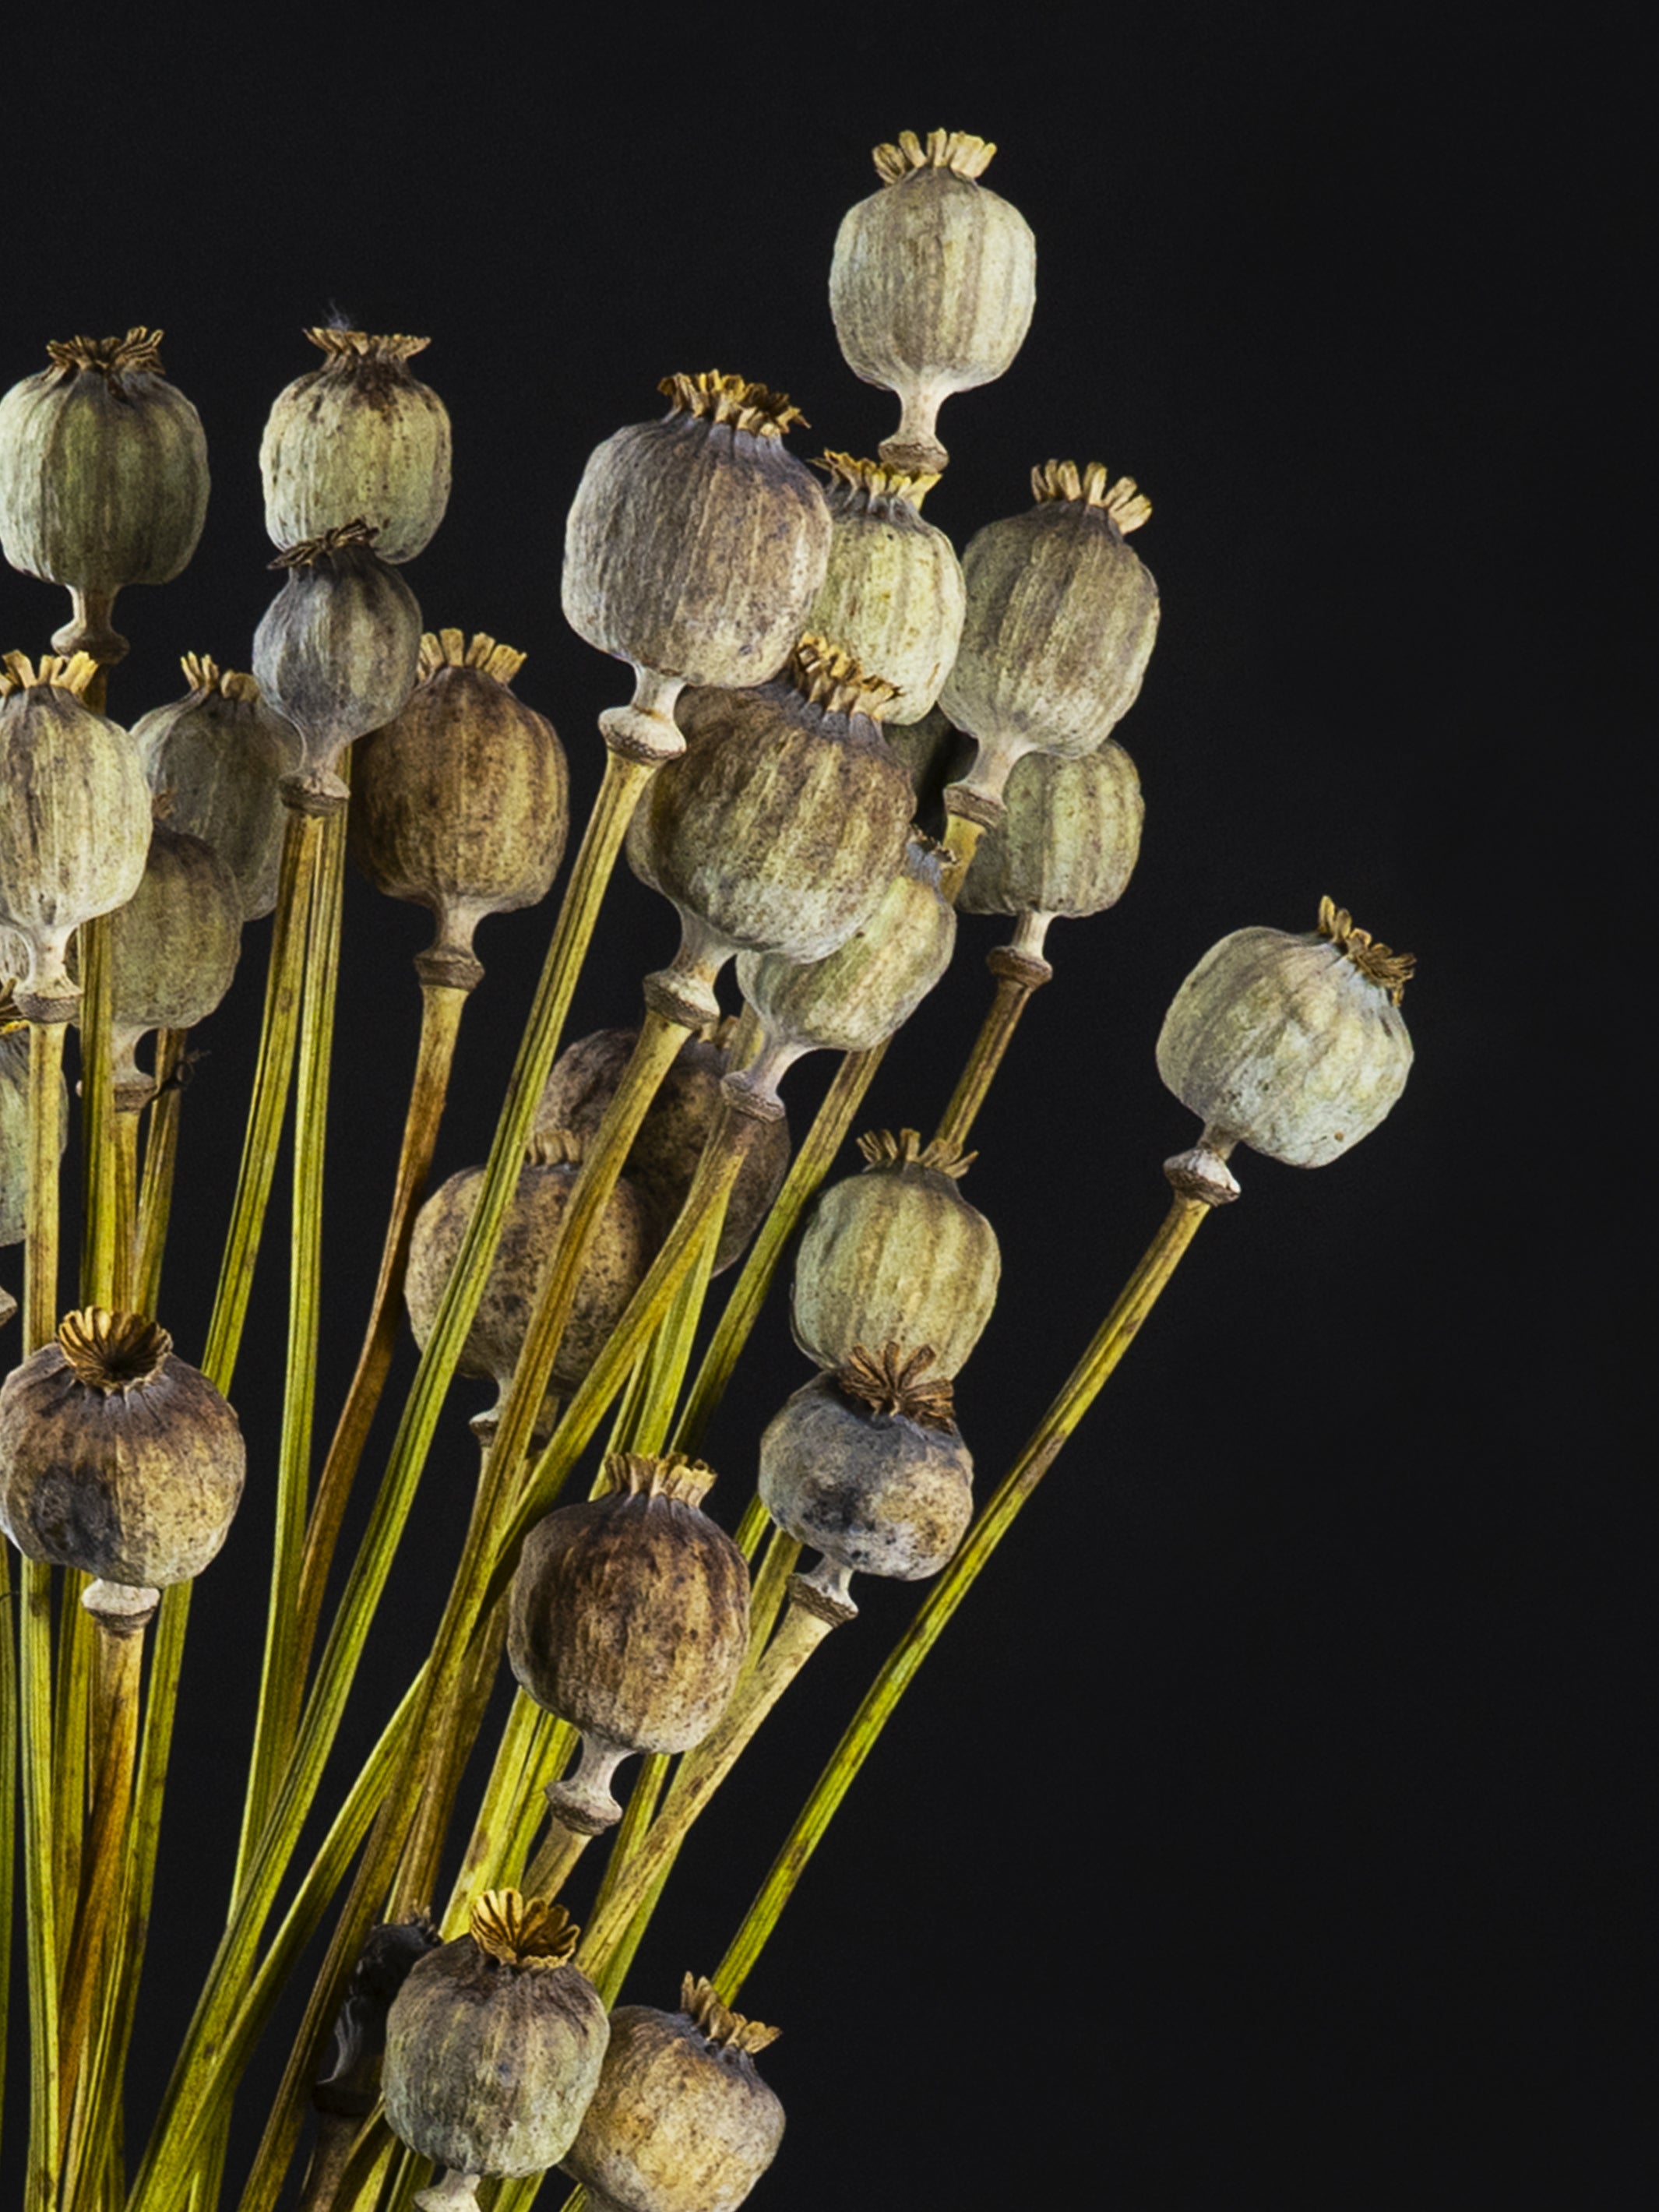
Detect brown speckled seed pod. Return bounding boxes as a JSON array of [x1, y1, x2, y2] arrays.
[[958, 736, 1144, 959], [803, 453, 964, 723], [758, 1348, 974, 1611], [734, 834, 956, 1101], [0, 1307, 245, 1617], [383, 1890, 608, 2209], [626, 638, 914, 1027], [252, 520, 422, 805], [0, 327, 209, 665], [260, 329, 451, 562], [562, 1974, 784, 2212], [132, 655, 301, 921], [1157, 896, 1416, 1178], [349, 630, 569, 985], [0, 652, 150, 1020], [791, 1130, 999, 1380], [534, 1023, 790, 1274], [509, 1452, 750, 1833], [830, 132, 1037, 475], [562, 372, 831, 760], [403, 1132, 651, 1432], [940, 461, 1158, 815]]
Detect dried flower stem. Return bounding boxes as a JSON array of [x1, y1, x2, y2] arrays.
[[76, 913, 120, 1306], [932, 944, 1054, 1154], [133, 1028, 187, 1315], [716, 1188, 1219, 1997], [444, 1700, 574, 1935]]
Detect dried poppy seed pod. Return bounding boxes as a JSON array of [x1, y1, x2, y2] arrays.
[[830, 131, 1037, 475], [562, 1974, 784, 2212], [804, 453, 964, 723], [941, 462, 1159, 817], [734, 833, 956, 1102], [383, 1890, 608, 2210], [1158, 897, 1415, 1182], [2, 999, 68, 1245], [0, 1307, 245, 1622], [404, 1132, 651, 1431], [759, 1347, 974, 1611], [132, 656, 301, 921], [71, 812, 241, 1108], [627, 637, 914, 1028], [959, 736, 1144, 960], [791, 1130, 999, 1380], [350, 630, 569, 988], [260, 329, 451, 561], [0, 652, 150, 1020], [534, 1022, 790, 1274], [314, 1916, 442, 2119], [252, 520, 423, 807], [562, 372, 831, 761], [509, 1452, 750, 1833], [0, 327, 209, 665]]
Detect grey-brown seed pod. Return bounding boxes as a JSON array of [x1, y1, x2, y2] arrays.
[[132, 655, 301, 921], [562, 1974, 784, 2212], [403, 1132, 651, 1431], [0, 652, 150, 1020], [534, 1022, 790, 1274], [758, 1347, 974, 1610], [349, 630, 569, 984], [940, 461, 1159, 815], [259, 329, 451, 562], [734, 833, 956, 1101], [0, 327, 209, 664], [803, 452, 964, 723], [1, 998, 68, 1245], [0, 1307, 245, 1618], [830, 132, 1037, 474], [1157, 896, 1416, 1178], [252, 520, 422, 804], [626, 637, 914, 1028], [562, 372, 831, 760], [958, 737, 1144, 958], [68, 812, 241, 1102], [791, 1130, 999, 1380], [383, 1890, 608, 2210], [882, 703, 972, 842], [509, 1452, 750, 1833]]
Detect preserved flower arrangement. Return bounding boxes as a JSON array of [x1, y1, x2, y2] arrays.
[[0, 125, 1418, 2212]]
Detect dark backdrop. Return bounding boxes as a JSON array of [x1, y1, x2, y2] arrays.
[[2, 6, 1646, 2207]]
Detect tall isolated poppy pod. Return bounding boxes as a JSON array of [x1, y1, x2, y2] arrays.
[[562, 372, 831, 762], [830, 130, 1037, 474], [0, 326, 209, 664], [1157, 896, 1416, 1194]]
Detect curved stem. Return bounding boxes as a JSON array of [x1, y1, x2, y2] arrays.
[[715, 1187, 1217, 1999]]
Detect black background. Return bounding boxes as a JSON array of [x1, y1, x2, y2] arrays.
[[2, 5, 1647, 2207]]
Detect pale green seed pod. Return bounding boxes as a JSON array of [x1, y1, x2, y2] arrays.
[[626, 638, 914, 1029], [132, 656, 301, 921], [349, 629, 569, 986], [252, 521, 422, 804], [941, 462, 1158, 815], [0, 652, 150, 1020], [958, 738, 1144, 960], [562, 373, 831, 761], [791, 1130, 999, 1380], [562, 1975, 784, 2212], [830, 131, 1037, 474], [0, 1308, 245, 1622], [1157, 896, 1416, 1174], [259, 329, 451, 561], [508, 1453, 750, 1834], [1, 1003, 68, 1246], [0, 327, 209, 665], [759, 1349, 974, 1612], [803, 453, 964, 723], [383, 1890, 608, 2210], [734, 836, 956, 1101]]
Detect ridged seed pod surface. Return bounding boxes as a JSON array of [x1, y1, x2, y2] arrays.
[[803, 453, 964, 722], [132, 657, 301, 921], [259, 329, 450, 561], [89, 818, 242, 1063], [959, 738, 1143, 925]]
